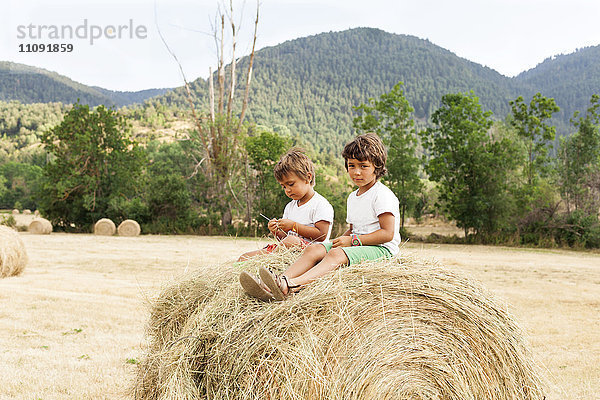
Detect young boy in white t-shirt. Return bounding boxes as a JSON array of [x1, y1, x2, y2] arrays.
[[238, 149, 334, 262], [253, 133, 400, 301]]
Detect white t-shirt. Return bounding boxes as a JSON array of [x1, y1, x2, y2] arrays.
[[346, 181, 401, 256], [282, 191, 334, 242]]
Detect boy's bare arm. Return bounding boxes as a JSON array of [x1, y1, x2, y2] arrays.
[[276, 218, 330, 241], [332, 214, 395, 247], [330, 225, 352, 247]]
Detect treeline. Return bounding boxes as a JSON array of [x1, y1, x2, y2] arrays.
[[353, 84, 600, 248], [2, 84, 599, 249], [0, 101, 351, 236]]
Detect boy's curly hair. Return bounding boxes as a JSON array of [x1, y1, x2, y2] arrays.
[[342, 133, 388, 178], [273, 148, 316, 186]]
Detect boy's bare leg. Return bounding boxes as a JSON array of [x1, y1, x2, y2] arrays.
[[283, 243, 327, 279], [238, 248, 268, 261], [279, 235, 303, 248], [238, 236, 304, 261], [290, 247, 349, 287]]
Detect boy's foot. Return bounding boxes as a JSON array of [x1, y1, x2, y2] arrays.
[[239, 271, 274, 302], [259, 266, 301, 301]]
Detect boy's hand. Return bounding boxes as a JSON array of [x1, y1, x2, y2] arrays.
[[276, 218, 295, 233], [331, 235, 351, 248], [267, 219, 279, 235]]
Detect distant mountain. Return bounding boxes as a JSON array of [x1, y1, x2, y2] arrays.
[[0, 61, 171, 107], [157, 28, 525, 152], [514, 45, 600, 128], [155, 28, 599, 152], [3, 28, 599, 154]]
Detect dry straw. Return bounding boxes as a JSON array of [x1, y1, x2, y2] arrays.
[[94, 218, 116, 236], [28, 218, 52, 234], [118, 219, 141, 236], [12, 209, 19, 215], [0, 225, 28, 278], [134, 250, 545, 400]]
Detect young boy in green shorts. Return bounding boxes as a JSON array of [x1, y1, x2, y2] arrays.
[[245, 133, 401, 301]]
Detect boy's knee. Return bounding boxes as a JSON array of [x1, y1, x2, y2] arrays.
[[305, 243, 326, 256], [326, 247, 348, 263], [281, 235, 302, 247]]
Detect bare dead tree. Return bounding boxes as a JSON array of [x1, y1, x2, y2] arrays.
[[156, 0, 259, 227]]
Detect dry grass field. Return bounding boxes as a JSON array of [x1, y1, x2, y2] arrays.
[[0, 232, 598, 399]]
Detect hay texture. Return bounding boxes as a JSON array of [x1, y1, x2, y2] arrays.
[[135, 251, 545, 400], [12, 209, 19, 215], [0, 225, 27, 278], [118, 219, 141, 236], [94, 218, 116, 236], [28, 218, 52, 234]]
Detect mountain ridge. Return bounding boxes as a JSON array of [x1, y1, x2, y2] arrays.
[[2, 28, 598, 152], [0, 61, 171, 107]]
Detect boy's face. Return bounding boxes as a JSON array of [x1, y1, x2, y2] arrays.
[[277, 172, 313, 201], [346, 158, 377, 189]]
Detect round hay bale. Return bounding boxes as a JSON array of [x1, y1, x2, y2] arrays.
[[94, 218, 116, 236], [23, 209, 32, 215], [0, 225, 28, 278], [134, 252, 545, 400], [12, 209, 19, 215], [34, 210, 40, 216], [117, 219, 141, 236], [28, 218, 52, 234]]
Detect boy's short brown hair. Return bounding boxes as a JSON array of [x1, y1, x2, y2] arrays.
[[342, 133, 388, 178], [273, 148, 316, 186]]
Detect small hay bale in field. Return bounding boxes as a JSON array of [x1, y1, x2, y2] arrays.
[[28, 218, 52, 234], [94, 218, 115, 236], [0, 225, 27, 278], [117, 219, 140, 236], [23, 209, 31, 215], [12, 209, 19, 215], [34, 210, 40, 216], [134, 251, 545, 400]]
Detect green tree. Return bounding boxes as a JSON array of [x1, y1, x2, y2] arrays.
[[353, 82, 422, 228], [38, 103, 145, 230], [245, 129, 290, 227], [509, 93, 560, 186], [558, 94, 600, 213], [422, 92, 519, 236], [0, 162, 42, 209]]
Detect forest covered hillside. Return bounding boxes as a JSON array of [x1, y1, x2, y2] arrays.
[[155, 28, 522, 152], [154, 28, 599, 152], [0, 61, 170, 107], [514, 45, 600, 125], [2, 28, 599, 153]]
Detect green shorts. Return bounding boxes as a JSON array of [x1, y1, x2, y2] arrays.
[[321, 242, 392, 266]]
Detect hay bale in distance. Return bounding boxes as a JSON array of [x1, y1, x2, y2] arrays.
[[23, 209, 32, 215], [134, 252, 545, 400], [28, 218, 52, 234], [94, 218, 116, 236], [118, 219, 141, 236], [0, 225, 27, 278], [12, 209, 19, 215]]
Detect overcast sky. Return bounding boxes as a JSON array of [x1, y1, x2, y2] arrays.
[[2, 0, 599, 91]]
